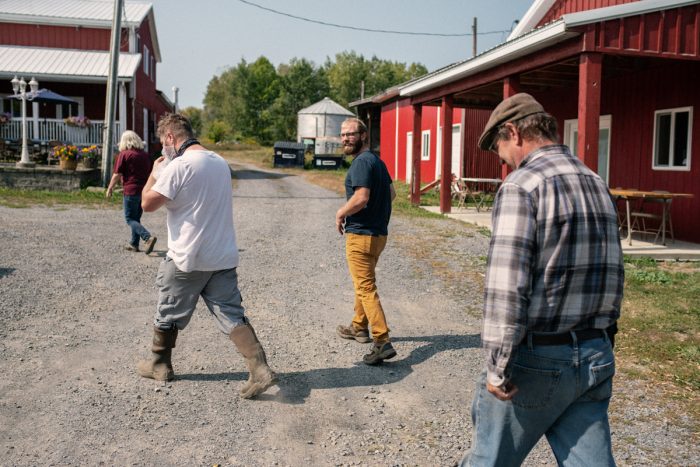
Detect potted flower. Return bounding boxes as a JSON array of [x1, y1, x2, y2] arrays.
[[64, 116, 91, 128], [79, 145, 99, 169], [53, 144, 79, 170], [0, 112, 11, 125]]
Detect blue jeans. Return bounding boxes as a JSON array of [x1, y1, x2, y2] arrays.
[[123, 195, 151, 248], [461, 335, 616, 467]]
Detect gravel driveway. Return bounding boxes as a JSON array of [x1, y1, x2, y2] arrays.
[[0, 160, 696, 466]]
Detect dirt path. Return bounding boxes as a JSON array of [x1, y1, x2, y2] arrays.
[[0, 161, 696, 466]]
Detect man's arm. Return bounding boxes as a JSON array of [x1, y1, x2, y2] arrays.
[[141, 172, 169, 212], [335, 187, 370, 234], [390, 183, 396, 202], [482, 184, 535, 400]]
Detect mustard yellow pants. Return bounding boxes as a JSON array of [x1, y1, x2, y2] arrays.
[[345, 232, 390, 343]]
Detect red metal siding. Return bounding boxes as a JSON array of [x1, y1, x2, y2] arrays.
[[539, 0, 639, 26], [380, 102, 397, 179], [0, 22, 121, 51], [593, 6, 700, 57], [462, 108, 499, 179]]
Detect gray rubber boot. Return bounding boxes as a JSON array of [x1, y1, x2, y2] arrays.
[[229, 324, 278, 399], [136, 327, 178, 381]]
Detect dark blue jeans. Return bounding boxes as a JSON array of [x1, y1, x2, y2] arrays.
[[123, 195, 151, 248]]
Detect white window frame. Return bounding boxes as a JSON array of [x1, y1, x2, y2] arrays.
[[564, 115, 612, 184], [143, 45, 150, 75], [421, 129, 430, 161], [405, 131, 413, 182], [652, 106, 692, 172]]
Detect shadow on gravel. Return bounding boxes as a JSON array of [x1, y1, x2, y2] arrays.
[[255, 333, 481, 404], [232, 169, 293, 180], [0, 267, 15, 278]]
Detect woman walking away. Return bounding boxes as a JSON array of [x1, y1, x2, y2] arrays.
[[106, 130, 157, 254]]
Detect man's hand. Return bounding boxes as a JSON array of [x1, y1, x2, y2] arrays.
[[335, 210, 345, 235], [105, 187, 113, 198], [487, 381, 518, 401]]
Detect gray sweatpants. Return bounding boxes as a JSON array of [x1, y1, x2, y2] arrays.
[[153, 256, 246, 334]]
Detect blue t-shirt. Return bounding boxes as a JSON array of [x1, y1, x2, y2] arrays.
[[344, 151, 392, 236]]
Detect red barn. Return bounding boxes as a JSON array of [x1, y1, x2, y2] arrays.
[[353, 0, 700, 243], [0, 0, 173, 152]]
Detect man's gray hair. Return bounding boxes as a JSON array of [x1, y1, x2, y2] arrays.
[[494, 112, 559, 147]]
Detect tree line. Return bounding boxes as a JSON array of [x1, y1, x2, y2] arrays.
[[181, 51, 427, 145]]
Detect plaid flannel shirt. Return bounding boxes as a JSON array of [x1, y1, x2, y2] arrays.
[[483, 145, 624, 387]]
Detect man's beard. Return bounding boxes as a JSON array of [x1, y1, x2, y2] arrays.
[[343, 139, 363, 156]]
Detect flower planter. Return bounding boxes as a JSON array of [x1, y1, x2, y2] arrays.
[[60, 159, 78, 171], [82, 158, 98, 169]]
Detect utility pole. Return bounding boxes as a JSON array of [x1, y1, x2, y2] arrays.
[[472, 17, 478, 57], [360, 80, 365, 100], [101, 0, 123, 187]]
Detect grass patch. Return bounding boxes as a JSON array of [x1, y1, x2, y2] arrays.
[[617, 258, 700, 417], [0, 187, 121, 209]]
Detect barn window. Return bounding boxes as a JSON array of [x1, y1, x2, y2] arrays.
[[143, 45, 150, 75], [653, 107, 692, 171], [421, 130, 430, 161]]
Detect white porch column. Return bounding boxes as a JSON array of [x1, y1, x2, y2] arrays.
[[32, 101, 40, 140], [119, 82, 127, 137]]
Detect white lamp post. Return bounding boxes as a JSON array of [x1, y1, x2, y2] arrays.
[[11, 76, 39, 168]]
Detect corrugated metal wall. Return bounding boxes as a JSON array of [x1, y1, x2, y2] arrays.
[[539, 0, 639, 26], [0, 22, 116, 51]]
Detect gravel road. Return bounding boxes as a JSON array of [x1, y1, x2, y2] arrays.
[[0, 160, 696, 466]]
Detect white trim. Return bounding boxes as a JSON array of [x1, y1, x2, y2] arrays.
[[509, 0, 557, 40], [421, 130, 431, 161], [143, 108, 149, 153], [451, 123, 462, 177], [406, 131, 413, 182], [435, 107, 441, 178], [394, 101, 399, 180], [400, 21, 574, 97], [652, 106, 693, 172]]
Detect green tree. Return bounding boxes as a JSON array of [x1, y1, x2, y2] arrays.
[[270, 58, 330, 141], [180, 106, 203, 137], [325, 51, 428, 107]]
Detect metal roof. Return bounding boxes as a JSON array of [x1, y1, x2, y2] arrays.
[[298, 97, 354, 116], [0, 0, 151, 27], [0, 45, 142, 83], [400, 0, 700, 98]]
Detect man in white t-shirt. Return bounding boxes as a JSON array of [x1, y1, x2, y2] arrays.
[[136, 113, 277, 399]]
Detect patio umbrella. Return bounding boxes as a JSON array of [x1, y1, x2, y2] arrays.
[[8, 88, 77, 105]]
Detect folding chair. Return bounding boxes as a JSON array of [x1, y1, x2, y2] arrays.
[[630, 191, 674, 244]]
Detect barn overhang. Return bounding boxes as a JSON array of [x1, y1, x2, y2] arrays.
[[400, 0, 700, 211]]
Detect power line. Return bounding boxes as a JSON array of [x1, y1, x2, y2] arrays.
[[236, 0, 510, 37]]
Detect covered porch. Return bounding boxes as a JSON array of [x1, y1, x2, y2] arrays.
[[401, 1, 700, 243]]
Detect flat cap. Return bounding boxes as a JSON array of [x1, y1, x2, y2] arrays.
[[478, 93, 545, 151]]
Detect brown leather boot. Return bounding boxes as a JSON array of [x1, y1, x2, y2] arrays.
[[230, 323, 278, 399], [136, 327, 178, 381]]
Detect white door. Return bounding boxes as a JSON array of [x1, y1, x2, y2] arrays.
[[405, 132, 413, 183], [564, 115, 612, 184], [435, 126, 442, 179], [451, 124, 461, 177]]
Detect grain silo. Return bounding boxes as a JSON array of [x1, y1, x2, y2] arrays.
[[297, 97, 354, 156]]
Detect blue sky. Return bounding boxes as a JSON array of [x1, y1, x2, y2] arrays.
[[150, 0, 532, 109]]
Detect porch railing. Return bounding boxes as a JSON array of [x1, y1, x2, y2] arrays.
[[0, 118, 121, 146]]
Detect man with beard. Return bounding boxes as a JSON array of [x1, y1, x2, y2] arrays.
[[335, 118, 397, 365], [136, 113, 278, 399]]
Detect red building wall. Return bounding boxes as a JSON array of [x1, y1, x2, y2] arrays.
[[539, 0, 640, 26], [0, 22, 116, 50]]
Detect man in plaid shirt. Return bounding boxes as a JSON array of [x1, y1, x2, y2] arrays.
[[460, 94, 623, 466]]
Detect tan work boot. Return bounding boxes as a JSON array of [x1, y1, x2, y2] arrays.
[[230, 323, 278, 399], [136, 327, 178, 381]]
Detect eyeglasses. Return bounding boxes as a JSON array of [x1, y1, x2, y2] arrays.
[[340, 131, 362, 138]]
